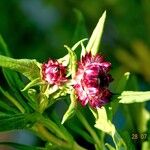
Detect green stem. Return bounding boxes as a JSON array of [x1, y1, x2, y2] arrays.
[[39, 116, 70, 141], [77, 111, 102, 150], [37, 115, 86, 150], [35, 123, 71, 149], [0, 87, 25, 113]]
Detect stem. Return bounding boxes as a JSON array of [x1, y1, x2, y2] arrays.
[[77, 111, 102, 150], [0, 87, 25, 113], [39, 115, 70, 141], [35, 123, 71, 149], [37, 115, 86, 150]]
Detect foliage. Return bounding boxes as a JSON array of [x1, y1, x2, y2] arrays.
[[0, 10, 150, 150]]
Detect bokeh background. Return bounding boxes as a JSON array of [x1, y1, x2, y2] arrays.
[[0, 0, 150, 149]]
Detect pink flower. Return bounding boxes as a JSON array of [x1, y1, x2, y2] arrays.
[[42, 60, 67, 85], [73, 52, 112, 108]]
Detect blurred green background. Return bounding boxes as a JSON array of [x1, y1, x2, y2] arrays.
[[0, 0, 150, 149]]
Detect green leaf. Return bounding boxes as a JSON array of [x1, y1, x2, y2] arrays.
[[119, 91, 150, 103], [86, 11, 106, 55], [105, 143, 115, 150], [115, 72, 130, 93], [0, 113, 37, 131], [94, 107, 115, 134], [64, 45, 77, 78], [68, 121, 93, 144], [0, 35, 10, 56], [92, 107, 127, 150], [58, 38, 87, 66], [0, 86, 26, 113], [0, 55, 41, 81], [22, 77, 43, 91], [0, 142, 45, 150], [0, 100, 18, 113], [72, 9, 88, 44], [61, 90, 77, 124]]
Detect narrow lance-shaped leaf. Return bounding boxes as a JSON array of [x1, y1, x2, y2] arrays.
[[86, 11, 106, 55], [0, 35, 10, 56], [21, 77, 43, 91], [0, 86, 25, 113], [0, 113, 38, 131], [61, 90, 77, 124], [0, 55, 41, 81], [72, 9, 88, 45], [91, 107, 127, 150], [0, 36, 30, 112], [0, 100, 19, 113], [58, 38, 87, 66], [105, 143, 115, 150], [64, 45, 77, 78], [118, 91, 150, 103]]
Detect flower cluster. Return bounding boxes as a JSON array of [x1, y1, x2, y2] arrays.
[[42, 52, 112, 108], [73, 52, 112, 108], [42, 60, 67, 85]]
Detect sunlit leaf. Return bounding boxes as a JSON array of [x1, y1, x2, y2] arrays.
[[119, 91, 150, 103], [58, 38, 87, 66], [92, 107, 127, 150], [61, 90, 77, 124], [94, 107, 115, 134], [0, 55, 41, 81], [86, 11, 106, 55], [64, 45, 77, 78]]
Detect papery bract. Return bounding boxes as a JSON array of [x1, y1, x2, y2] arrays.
[[42, 60, 67, 85], [73, 52, 112, 108]]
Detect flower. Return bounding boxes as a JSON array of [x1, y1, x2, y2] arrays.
[[42, 60, 67, 85], [73, 52, 112, 108]]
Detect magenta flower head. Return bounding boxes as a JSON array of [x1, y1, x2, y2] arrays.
[[42, 59, 67, 85], [73, 52, 113, 108]]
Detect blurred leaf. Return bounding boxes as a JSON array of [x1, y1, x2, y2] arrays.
[[0, 113, 37, 131], [105, 143, 115, 150], [115, 49, 140, 72], [0, 35, 10, 56], [0, 142, 45, 150], [93, 107, 127, 150], [86, 11, 106, 55], [68, 122, 93, 144], [72, 9, 88, 44], [115, 72, 130, 93], [61, 90, 77, 124], [0, 100, 18, 113], [0, 55, 41, 81], [119, 91, 150, 103]]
